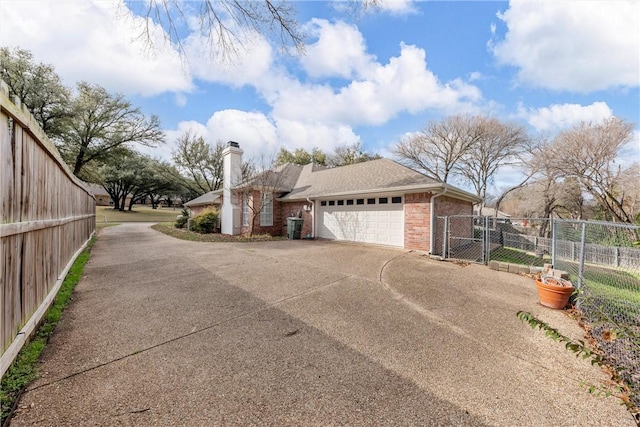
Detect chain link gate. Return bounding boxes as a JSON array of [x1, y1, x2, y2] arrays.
[[437, 216, 554, 266], [439, 215, 488, 264]]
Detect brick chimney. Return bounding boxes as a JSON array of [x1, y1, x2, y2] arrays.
[[221, 141, 243, 235]]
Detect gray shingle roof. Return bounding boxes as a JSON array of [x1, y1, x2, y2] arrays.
[[279, 158, 448, 200], [239, 163, 304, 192], [184, 191, 221, 207]]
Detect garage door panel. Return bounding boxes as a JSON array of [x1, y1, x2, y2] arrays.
[[318, 200, 403, 247]]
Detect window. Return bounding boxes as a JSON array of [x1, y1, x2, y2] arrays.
[[328, 200, 335, 206], [337, 200, 344, 206], [260, 193, 273, 226], [346, 199, 354, 205], [320, 201, 327, 206], [392, 196, 402, 204], [242, 195, 250, 226], [367, 198, 376, 204], [379, 197, 388, 204], [356, 199, 364, 205]]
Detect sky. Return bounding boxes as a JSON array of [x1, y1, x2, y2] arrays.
[[1, 0, 639, 196]]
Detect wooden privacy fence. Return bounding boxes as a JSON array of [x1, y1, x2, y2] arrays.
[[1, 81, 95, 377]]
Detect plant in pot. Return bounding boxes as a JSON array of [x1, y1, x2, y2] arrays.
[[535, 275, 575, 309]]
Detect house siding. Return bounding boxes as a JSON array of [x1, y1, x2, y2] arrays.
[[404, 192, 432, 251]]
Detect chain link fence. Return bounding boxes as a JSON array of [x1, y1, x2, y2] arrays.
[[553, 220, 640, 407], [435, 215, 640, 407], [435, 216, 553, 266]]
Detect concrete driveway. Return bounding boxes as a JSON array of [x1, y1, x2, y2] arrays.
[[11, 223, 634, 426]]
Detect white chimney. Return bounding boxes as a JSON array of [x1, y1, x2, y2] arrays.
[[221, 141, 243, 235]]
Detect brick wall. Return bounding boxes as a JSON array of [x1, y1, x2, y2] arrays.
[[434, 195, 473, 217], [240, 190, 285, 236], [404, 193, 473, 253], [189, 204, 220, 217], [280, 201, 313, 238], [404, 192, 432, 251]]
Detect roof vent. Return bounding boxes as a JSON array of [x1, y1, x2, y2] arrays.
[[228, 141, 240, 148]]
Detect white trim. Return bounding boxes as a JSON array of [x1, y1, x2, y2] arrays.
[[279, 183, 480, 204], [242, 194, 250, 226], [260, 193, 273, 226]]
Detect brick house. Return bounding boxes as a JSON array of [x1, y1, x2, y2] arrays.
[[212, 142, 480, 254], [184, 191, 221, 217]]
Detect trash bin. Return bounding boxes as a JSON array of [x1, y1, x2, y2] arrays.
[[287, 217, 304, 239]]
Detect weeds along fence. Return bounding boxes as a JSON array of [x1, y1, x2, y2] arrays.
[[0, 81, 95, 378], [553, 220, 640, 408], [435, 214, 640, 407]]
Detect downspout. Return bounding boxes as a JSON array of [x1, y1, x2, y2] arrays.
[[430, 185, 448, 256], [306, 197, 315, 238]]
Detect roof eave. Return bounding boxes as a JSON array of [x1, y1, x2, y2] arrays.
[[278, 183, 481, 203]]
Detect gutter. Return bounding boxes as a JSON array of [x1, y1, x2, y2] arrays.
[[306, 197, 315, 238], [430, 185, 448, 256], [278, 183, 479, 204]]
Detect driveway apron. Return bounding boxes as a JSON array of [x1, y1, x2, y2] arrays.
[[9, 223, 635, 426]]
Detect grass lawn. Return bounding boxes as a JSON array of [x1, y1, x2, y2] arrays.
[[96, 205, 182, 223], [489, 246, 550, 266], [151, 223, 286, 243]]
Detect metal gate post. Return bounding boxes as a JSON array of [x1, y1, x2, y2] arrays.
[[442, 216, 449, 259], [484, 216, 490, 265], [577, 221, 587, 289], [551, 218, 556, 267]]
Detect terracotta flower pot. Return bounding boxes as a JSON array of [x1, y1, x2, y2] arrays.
[[535, 276, 575, 309]]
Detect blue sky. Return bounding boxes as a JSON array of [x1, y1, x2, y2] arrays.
[[1, 0, 638, 195]]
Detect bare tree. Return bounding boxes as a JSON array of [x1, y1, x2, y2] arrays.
[[234, 155, 289, 236], [491, 136, 544, 219], [172, 131, 225, 193], [128, 1, 387, 62], [549, 117, 636, 223], [131, 0, 304, 62], [394, 114, 485, 183], [457, 117, 529, 203]]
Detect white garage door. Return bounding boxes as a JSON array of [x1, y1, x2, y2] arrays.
[[318, 196, 404, 247]]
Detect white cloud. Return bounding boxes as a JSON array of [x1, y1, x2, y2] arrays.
[[161, 112, 362, 162], [182, 28, 274, 87], [301, 19, 375, 79], [520, 102, 614, 132], [273, 41, 482, 126], [374, 0, 418, 15], [491, 0, 640, 92], [204, 110, 280, 158], [619, 130, 640, 168], [0, 0, 192, 96], [273, 119, 361, 153]]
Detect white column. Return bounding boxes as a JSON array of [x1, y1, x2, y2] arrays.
[[221, 141, 243, 235]]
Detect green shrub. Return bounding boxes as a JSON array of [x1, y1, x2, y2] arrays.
[[192, 209, 219, 234], [174, 208, 190, 228]]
